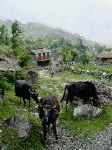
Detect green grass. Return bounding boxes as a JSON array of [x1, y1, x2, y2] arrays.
[[0, 94, 45, 150], [74, 63, 112, 73], [0, 70, 112, 149], [60, 104, 112, 138]]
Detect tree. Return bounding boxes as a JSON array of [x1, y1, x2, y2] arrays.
[[11, 20, 22, 53], [70, 49, 79, 60], [78, 51, 90, 64], [59, 50, 68, 62], [94, 43, 106, 54], [0, 24, 9, 45], [106, 48, 112, 52], [18, 49, 32, 68]]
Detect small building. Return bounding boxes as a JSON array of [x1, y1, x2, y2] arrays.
[[98, 51, 112, 63], [30, 48, 51, 66]]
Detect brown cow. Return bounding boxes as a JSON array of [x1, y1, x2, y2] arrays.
[[38, 96, 60, 142]]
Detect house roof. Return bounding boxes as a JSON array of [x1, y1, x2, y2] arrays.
[[98, 51, 112, 59], [30, 48, 51, 55]]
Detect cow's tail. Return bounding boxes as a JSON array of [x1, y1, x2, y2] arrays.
[[60, 85, 67, 103]]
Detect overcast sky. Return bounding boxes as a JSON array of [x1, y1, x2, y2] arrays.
[[0, 0, 112, 45]]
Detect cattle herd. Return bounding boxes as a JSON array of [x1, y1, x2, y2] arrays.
[[14, 80, 100, 142]]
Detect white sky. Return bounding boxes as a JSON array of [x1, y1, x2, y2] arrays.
[[0, 0, 112, 45]]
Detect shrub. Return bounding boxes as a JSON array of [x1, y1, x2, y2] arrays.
[[17, 49, 32, 68]]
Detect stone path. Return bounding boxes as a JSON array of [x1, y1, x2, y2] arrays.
[[46, 123, 112, 150]]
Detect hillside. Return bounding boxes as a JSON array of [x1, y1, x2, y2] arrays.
[[0, 20, 106, 52], [0, 20, 82, 40]]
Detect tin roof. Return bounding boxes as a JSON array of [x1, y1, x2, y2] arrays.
[[30, 48, 51, 54]]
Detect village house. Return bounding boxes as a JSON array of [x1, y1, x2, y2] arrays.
[[98, 51, 112, 63], [30, 48, 51, 66]]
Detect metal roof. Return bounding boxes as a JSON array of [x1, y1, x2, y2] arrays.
[[30, 48, 51, 54]]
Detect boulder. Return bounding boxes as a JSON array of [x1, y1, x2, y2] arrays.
[[3, 114, 32, 138], [73, 104, 102, 117]]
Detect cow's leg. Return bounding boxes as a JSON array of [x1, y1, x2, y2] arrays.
[[43, 122, 47, 141], [23, 98, 26, 107], [65, 100, 68, 111], [66, 99, 69, 111], [52, 122, 58, 140], [29, 99, 30, 107]]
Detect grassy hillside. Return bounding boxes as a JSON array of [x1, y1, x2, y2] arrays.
[[0, 20, 105, 52]]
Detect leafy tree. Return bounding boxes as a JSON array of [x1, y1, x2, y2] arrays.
[[59, 48, 72, 62], [11, 20, 22, 53], [17, 49, 32, 68], [94, 43, 106, 54], [70, 49, 79, 60], [78, 51, 90, 64], [59, 49, 68, 62], [75, 38, 86, 51], [105, 48, 112, 52], [0, 24, 9, 45]]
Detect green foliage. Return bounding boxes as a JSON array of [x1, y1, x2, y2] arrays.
[[59, 48, 76, 62], [0, 94, 44, 150], [60, 104, 112, 136], [0, 24, 10, 45], [0, 70, 27, 91], [94, 43, 106, 54], [59, 49, 69, 61], [0, 73, 13, 90], [15, 70, 27, 80], [75, 38, 87, 51], [17, 49, 32, 68], [106, 48, 112, 52], [0, 79, 12, 91], [70, 49, 79, 60], [77, 51, 90, 64], [11, 20, 23, 53], [0, 45, 12, 56], [74, 63, 112, 74]]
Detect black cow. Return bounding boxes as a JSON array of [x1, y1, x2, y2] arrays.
[[15, 80, 38, 107], [61, 81, 100, 110], [38, 96, 60, 142]]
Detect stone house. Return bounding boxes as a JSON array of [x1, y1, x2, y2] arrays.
[[30, 48, 51, 66]]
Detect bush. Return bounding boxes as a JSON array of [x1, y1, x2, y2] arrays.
[[15, 69, 27, 80], [17, 49, 32, 68]]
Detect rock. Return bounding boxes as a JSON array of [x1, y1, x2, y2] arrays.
[[73, 104, 102, 117], [3, 114, 33, 138]]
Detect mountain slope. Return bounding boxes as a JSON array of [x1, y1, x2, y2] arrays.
[[0, 20, 87, 40], [0, 20, 105, 51]]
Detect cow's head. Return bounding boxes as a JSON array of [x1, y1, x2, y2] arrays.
[[30, 90, 39, 103], [38, 104, 59, 123], [90, 96, 100, 107]]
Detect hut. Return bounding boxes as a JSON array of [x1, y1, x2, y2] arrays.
[[30, 48, 51, 67], [98, 51, 112, 63]]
